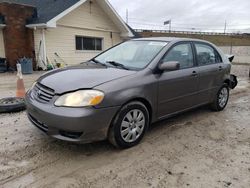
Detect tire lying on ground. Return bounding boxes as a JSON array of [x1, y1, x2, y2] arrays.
[[0, 97, 26, 113]]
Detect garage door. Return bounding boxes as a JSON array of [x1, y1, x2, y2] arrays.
[[0, 30, 5, 58]]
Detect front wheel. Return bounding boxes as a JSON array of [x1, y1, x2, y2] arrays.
[[210, 84, 229, 111], [108, 102, 149, 149]]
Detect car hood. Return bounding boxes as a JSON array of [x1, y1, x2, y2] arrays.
[[38, 63, 136, 94]]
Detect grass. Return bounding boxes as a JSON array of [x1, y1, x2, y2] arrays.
[[139, 32, 250, 46]]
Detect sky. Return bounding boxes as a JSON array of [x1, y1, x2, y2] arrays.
[[109, 0, 250, 33]]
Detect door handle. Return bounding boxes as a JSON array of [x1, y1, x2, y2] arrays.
[[191, 71, 198, 77], [218, 66, 223, 71]]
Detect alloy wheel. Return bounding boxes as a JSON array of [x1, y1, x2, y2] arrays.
[[120, 109, 145, 143], [218, 87, 229, 108]]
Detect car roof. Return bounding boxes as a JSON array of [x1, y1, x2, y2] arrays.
[[132, 37, 209, 43]]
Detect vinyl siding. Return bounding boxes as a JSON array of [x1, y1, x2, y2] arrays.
[[34, 26, 121, 66], [0, 30, 5, 58], [34, 0, 123, 66], [57, 0, 120, 33]]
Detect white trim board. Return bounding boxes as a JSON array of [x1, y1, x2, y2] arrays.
[[103, 0, 134, 38], [26, 0, 134, 38], [46, 0, 87, 27]]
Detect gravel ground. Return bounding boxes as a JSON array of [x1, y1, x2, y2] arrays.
[[0, 65, 250, 188]]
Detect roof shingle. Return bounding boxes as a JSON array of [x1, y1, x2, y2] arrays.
[[0, 0, 81, 24]]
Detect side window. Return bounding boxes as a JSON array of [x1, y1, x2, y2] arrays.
[[195, 43, 221, 66], [162, 43, 194, 69]]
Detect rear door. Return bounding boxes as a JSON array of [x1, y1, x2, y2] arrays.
[[194, 42, 225, 104], [157, 42, 199, 118]]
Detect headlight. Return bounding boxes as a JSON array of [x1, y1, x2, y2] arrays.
[[54, 90, 104, 107]]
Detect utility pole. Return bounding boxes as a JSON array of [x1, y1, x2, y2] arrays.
[[224, 20, 227, 34], [169, 20, 172, 33], [126, 9, 128, 24]]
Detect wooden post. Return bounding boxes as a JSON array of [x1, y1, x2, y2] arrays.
[[249, 66, 250, 78]]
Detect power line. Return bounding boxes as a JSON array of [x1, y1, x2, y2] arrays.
[[128, 18, 250, 27]]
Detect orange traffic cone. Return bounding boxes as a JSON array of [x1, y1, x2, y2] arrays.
[[16, 63, 26, 98]]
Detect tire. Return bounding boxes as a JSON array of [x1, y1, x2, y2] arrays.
[[210, 84, 229, 111], [0, 97, 26, 113], [108, 101, 149, 149]]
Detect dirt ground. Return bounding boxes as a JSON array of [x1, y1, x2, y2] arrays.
[[0, 65, 250, 188]]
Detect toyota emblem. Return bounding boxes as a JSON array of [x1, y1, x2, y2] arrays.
[[37, 90, 41, 96]]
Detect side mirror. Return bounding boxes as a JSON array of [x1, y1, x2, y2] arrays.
[[158, 61, 180, 71]]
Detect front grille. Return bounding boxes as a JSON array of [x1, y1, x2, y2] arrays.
[[33, 83, 55, 103]]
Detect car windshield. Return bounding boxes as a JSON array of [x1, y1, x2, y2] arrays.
[[94, 40, 168, 70]]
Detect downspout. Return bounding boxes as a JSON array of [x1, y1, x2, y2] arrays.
[[42, 28, 47, 68], [0, 27, 6, 58]]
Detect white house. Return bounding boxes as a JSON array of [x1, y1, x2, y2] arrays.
[[0, 0, 135, 69]]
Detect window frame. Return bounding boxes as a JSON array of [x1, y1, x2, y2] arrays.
[[159, 41, 197, 70], [193, 41, 223, 67], [75, 36, 103, 52]]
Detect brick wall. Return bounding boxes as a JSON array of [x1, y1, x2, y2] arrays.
[[0, 2, 36, 69]]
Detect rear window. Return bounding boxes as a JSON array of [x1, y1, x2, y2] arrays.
[[195, 43, 222, 65]]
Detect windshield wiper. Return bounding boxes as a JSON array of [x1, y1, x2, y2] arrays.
[[91, 59, 107, 67], [106, 61, 129, 70]]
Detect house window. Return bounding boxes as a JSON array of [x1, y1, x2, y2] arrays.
[[75, 36, 103, 51]]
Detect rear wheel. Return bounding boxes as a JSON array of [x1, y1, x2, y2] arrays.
[[108, 101, 149, 148], [210, 84, 229, 111]]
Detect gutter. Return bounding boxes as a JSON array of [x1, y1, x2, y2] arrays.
[[26, 23, 47, 29]]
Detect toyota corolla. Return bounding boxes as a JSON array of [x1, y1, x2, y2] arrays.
[[25, 37, 237, 148]]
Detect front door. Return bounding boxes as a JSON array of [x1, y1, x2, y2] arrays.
[[157, 42, 199, 119]]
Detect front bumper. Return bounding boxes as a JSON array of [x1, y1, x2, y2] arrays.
[[25, 91, 120, 143]]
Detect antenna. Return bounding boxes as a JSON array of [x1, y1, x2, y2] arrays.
[[126, 9, 128, 24]]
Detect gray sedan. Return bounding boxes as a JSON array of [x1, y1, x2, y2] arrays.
[[25, 37, 237, 148]]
